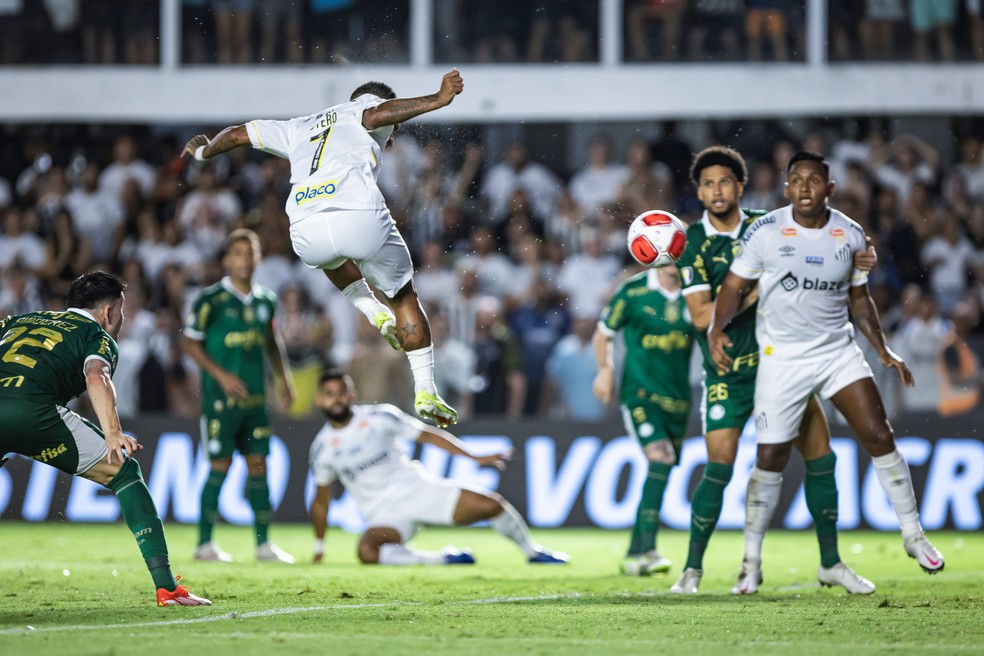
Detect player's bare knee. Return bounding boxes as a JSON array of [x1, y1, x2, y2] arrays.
[[756, 443, 791, 472], [481, 492, 506, 518], [357, 543, 380, 564], [211, 458, 232, 474], [246, 456, 266, 476], [863, 425, 896, 456]]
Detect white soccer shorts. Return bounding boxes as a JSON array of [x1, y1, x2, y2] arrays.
[[366, 470, 489, 542], [753, 343, 873, 445], [289, 209, 414, 298]]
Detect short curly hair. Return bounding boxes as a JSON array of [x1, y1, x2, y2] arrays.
[[690, 146, 748, 186]]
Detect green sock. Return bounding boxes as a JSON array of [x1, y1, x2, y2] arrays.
[[628, 463, 672, 555], [198, 469, 227, 546], [247, 474, 272, 546], [106, 458, 177, 591], [685, 461, 733, 570], [805, 452, 841, 569]]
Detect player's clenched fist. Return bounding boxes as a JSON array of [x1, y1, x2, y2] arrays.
[[182, 134, 210, 158], [438, 68, 463, 106]]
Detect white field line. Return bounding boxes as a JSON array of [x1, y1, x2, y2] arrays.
[[0, 593, 580, 636]]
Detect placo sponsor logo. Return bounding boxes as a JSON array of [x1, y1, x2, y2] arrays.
[[294, 181, 339, 205]]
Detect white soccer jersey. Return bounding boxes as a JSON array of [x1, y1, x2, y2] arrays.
[[308, 404, 428, 517], [730, 205, 869, 362], [245, 94, 390, 222]]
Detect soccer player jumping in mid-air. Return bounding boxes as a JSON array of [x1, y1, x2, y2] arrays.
[[181, 70, 464, 428], [673, 146, 877, 594], [710, 151, 944, 582], [308, 370, 568, 566], [0, 272, 209, 606]]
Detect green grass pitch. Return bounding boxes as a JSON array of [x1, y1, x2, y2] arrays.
[[0, 523, 981, 655]]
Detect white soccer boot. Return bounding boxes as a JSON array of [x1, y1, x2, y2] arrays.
[[904, 533, 945, 574], [621, 551, 671, 576], [818, 562, 876, 595], [194, 541, 233, 563], [257, 542, 296, 564], [731, 558, 763, 595], [670, 567, 702, 593]]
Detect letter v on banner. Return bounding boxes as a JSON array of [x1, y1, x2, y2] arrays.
[[525, 436, 601, 527]]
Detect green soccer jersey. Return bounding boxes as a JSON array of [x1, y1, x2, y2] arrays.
[[0, 310, 119, 405], [185, 278, 278, 412], [599, 269, 694, 413], [676, 209, 766, 379]]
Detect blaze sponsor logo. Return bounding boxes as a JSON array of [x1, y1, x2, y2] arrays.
[[780, 272, 847, 292], [780, 272, 799, 291], [294, 181, 339, 205], [781, 227, 797, 237]]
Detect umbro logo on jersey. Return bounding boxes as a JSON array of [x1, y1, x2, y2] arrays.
[[780, 272, 799, 291], [779, 245, 795, 257]]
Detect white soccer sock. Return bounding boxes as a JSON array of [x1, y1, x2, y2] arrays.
[[872, 449, 923, 540], [377, 543, 445, 566], [743, 467, 783, 565], [341, 279, 390, 323], [406, 345, 436, 394], [490, 501, 539, 557]]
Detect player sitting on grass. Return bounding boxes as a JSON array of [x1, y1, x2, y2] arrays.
[[308, 369, 569, 566], [0, 272, 210, 607]]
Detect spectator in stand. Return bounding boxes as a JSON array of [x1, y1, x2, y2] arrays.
[[431, 310, 476, 420], [922, 211, 977, 315], [468, 0, 521, 63], [829, 0, 865, 60], [556, 228, 621, 318], [348, 314, 413, 407], [214, 0, 254, 64], [177, 166, 242, 232], [745, 0, 788, 61], [951, 134, 984, 204], [626, 0, 686, 62], [510, 234, 558, 306], [481, 140, 562, 224], [81, 0, 119, 64], [546, 311, 605, 422], [687, 0, 744, 61], [873, 134, 940, 205], [455, 226, 517, 300], [0, 174, 11, 209], [0, 207, 46, 272], [742, 161, 782, 211], [251, 222, 295, 297], [182, 0, 213, 64], [256, 0, 303, 63], [100, 135, 155, 201], [414, 240, 457, 307], [651, 121, 694, 200], [910, 0, 957, 61], [0, 262, 44, 317], [895, 290, 953, 412], [938, 300, 981, 415], [278, 283, 333, 417], [619, 138, 675, 218], [860, 0, 905, 60], [569, 134, 628, 219], [442, 266, 482, 347], [526, 1, 593, 63], [970, 0, 984, 60], [124, 0, 158, 65], [37, 208, 91, 297], [471, 296, 524, 418], [545, 188, 585, 255], [508, 276, 571, 416]]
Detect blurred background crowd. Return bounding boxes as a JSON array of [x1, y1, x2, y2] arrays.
[[1, 0, 982, 65], [0, 113, 982, 423]]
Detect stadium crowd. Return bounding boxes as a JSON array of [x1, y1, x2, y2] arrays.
[[0, 118, 981, 422], [1, 1, 982, 65]]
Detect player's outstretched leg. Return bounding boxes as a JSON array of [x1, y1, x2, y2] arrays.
[[731, 465, 781, 594], [386, 280, 457, 427], [359, 528, 474, 565], [455, 490, 568, 564], [832, 380, 944, 574], [673, 460, 733, 593], [325, 262, 400, 350], [96, 458, 211, 606], [623, 460, 673, 576]]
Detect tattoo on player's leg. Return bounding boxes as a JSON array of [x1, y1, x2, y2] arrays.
[[400, 323, 419, 338]]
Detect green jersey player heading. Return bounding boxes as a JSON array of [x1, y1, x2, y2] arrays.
[[0, 271, 209, 607]]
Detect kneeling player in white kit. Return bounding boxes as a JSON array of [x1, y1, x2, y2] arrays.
[[181, 71, 464, 428], [308, 370, 569, 566], [710, 151, 944, 585]]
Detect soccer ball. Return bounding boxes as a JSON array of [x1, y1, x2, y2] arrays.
[[626, 210, 688, 268]]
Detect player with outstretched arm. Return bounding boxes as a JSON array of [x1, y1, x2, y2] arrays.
[[709, 151, 944, 581], [308, 369, 568, 566], [182, 70, 464, 428]]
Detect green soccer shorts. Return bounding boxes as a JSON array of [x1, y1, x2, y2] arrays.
[[0, 401, 108, 475], [620, 401, 689, 459], [700, 370, 756, 434], [200, 406, 271, 460]]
